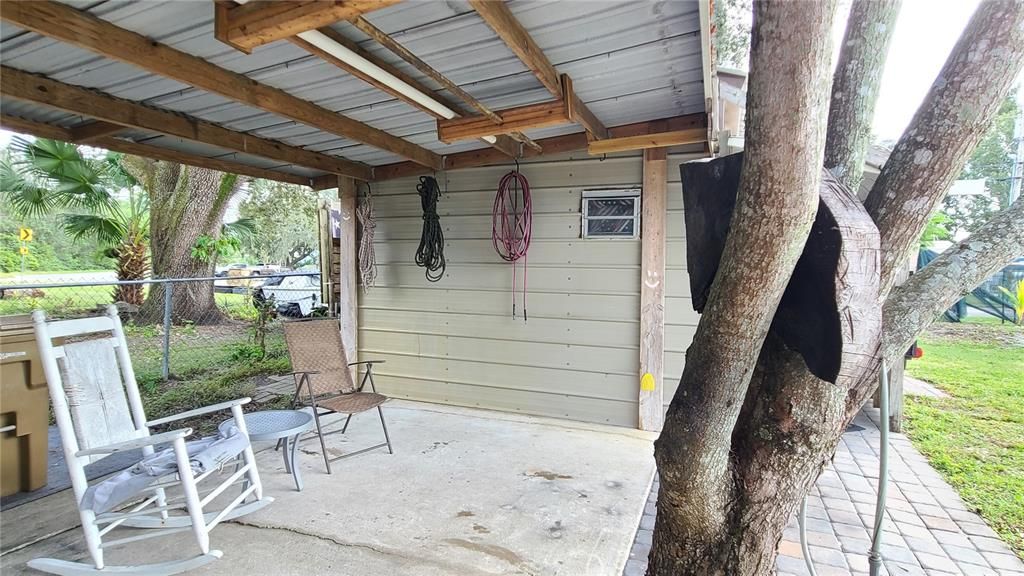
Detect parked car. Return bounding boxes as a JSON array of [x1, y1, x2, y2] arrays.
[[253, 274, 323, 317]]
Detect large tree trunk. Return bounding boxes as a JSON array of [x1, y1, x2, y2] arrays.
[[648, 1, 837, 572], [649, 2, 1024, 575], [132, 162, 247, 324], [823, 0, 901, 192]]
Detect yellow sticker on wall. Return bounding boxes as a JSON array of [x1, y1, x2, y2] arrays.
[[640, 373, 656, 391]]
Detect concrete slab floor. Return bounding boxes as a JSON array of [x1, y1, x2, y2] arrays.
[[2, 401, 657, 576]]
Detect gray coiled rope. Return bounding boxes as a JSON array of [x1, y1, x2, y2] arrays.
[[356, 183, 377, 291]]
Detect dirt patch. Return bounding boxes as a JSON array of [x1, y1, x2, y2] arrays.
[[923, 321, 1023, 347]]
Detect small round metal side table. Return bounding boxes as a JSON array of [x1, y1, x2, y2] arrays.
[[220, 410, 314, 491]]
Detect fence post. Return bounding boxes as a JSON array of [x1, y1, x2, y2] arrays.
[[162, 282, 172, 379]]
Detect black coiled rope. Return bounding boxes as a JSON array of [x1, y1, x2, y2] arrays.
[[415, 175, 445, 282]]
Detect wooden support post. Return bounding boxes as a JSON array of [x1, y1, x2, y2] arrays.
[[639, 148, 668, 431], [338, 176, 359, 380]]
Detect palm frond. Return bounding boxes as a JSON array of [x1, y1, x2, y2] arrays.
[[61, 213, 127, 246], [0, 156, 57, 218], [11, 137, 117, 212], [222, 217, 257, 248]]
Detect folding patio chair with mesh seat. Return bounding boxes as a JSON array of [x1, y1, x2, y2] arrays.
[[282, 318, 392, 473]]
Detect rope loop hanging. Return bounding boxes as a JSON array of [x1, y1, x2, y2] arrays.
[[356, 182, 377, 292], [415, 175, 446, 282], [491, 160, 532, 320]]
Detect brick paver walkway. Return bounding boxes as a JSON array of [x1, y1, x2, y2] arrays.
[[624, 408, 1023, 576]]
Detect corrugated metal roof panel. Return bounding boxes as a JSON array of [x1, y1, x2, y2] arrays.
[[1, 0, 707, 174]]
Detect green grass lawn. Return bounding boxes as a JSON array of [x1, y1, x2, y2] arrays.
[[905, 321, 1024, 557]]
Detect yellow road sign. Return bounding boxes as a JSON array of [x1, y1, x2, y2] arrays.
[[19, 246, 29, 256], [19, 227, 33, 242]]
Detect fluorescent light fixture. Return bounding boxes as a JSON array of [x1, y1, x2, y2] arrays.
[[233, 0, 500, 146], [299, 30, 458, 120]]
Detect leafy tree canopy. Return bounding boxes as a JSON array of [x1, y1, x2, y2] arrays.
[[239, 180, 327, 267]]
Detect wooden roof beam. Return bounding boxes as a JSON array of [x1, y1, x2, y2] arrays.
[[379, 113, 709, 181], [0, 115, 316, 187], [1, 0, 440, 169], [0, 66, 372, 181], [437, 100, 568, 144], [468, 0, 561, 97], [347, 15, 541, 153], [469, 0, 608, 141], [435, 75, 605, 144], [214, 0, 401, 53]]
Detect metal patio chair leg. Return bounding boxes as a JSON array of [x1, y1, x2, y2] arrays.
[[377, 406, 393, 454], [341, 414, 353, 434], [310, 406, 332, 475]]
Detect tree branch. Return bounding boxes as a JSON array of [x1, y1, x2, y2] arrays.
[[864, 0, 1024, 297], [883, 196, 1024, 361], [824, 0, 901, 192]]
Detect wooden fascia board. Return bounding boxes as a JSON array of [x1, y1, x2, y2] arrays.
[[0, 114, 315, 187], [214, 0, 402, 53], [377, 113, 709, 181], [587, 128, 707, 155], [1, 66, 372, 181], [0, 0, 440, 169]]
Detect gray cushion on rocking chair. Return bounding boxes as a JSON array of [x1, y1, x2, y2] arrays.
[[82, 426, 249, 515]]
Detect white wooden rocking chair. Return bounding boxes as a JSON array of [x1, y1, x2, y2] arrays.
[[29, 306, 273, 576]]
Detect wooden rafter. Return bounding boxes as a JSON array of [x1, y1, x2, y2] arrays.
[[468, 0, 607, 141], [378, 113, 708, 181], [0, 66, 373, 181], [468, 0, 561, 97], [560, 75, 608, 140], [1, 0, 441, 169], [347, 16, 540, 153], [0, 115, 314, 187], [214, 0, 401, 53]]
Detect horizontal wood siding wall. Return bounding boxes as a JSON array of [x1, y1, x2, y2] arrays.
[[362, 150, 704, 427]]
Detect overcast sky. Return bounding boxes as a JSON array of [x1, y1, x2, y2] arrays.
[[0, 0, 1013, 150]]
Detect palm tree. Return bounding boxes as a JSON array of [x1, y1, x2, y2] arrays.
[[1, 138, 151, 305]]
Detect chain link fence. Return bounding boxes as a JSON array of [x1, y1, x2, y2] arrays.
[[0, 272, 325, 426]]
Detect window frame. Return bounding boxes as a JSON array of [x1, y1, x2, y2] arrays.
[[581, 188, 642, 239]]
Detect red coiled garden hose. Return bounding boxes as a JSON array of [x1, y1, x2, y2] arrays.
[[491, 166, 532, 321]]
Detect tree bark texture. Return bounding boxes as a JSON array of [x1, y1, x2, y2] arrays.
[[660, 155, 879, 574], [864, 0, 1024, 297], [648, 1, 836, 572], [650, 1, 1024, 574], [824, 0, 901, 192], [135, 162, 248, 324]]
